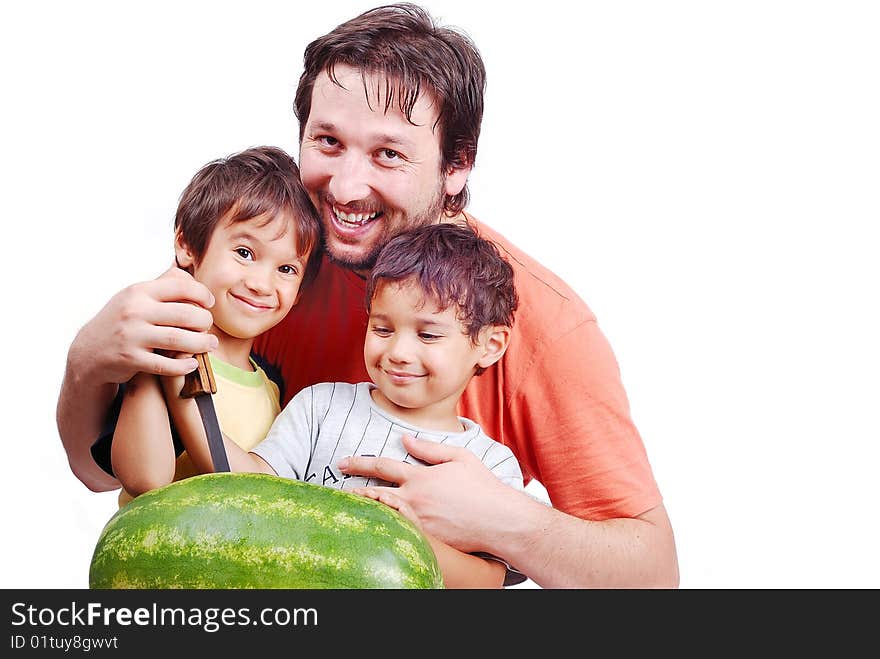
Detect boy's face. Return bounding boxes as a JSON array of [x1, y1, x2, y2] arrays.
[[176, 212, 309, 345], [363, 279, 495, 429], [298, 64, 471, 275]]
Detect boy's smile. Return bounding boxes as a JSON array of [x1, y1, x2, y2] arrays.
[[382, 369, 426, 384], [229, 291, 276, 313]]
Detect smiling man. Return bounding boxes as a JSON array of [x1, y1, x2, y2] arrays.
[[299, 64, 460, 275], [57, 3, 678, 588]]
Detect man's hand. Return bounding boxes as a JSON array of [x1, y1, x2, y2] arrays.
[[57, 263, 217, 491], [356, 487, 424, 532], [343, 434, 513, 554], [343, 435, 679, 588], [73, 263, 217, 384]]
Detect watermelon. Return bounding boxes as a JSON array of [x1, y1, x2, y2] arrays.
[[89, 472, 443, 589]]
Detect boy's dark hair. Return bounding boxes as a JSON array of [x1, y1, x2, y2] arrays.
[[295, 3, 485, 215], [174, 146, 322, 285], [366, 223, 518, 366]]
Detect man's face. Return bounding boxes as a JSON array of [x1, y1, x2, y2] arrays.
[[299, 64, 469, 275]]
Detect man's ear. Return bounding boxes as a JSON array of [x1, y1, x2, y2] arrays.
[[443, 159, 472, 198], [174, 231, 196, 271], [476, 325, 511, 370]]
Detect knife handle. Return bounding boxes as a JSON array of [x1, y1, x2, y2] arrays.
[[180, 353, 217, 398]]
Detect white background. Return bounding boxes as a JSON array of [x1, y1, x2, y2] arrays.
[[2, 1, 878, 589]]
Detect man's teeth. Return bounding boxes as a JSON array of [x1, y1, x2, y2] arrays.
[[333, 208, 380, 226]]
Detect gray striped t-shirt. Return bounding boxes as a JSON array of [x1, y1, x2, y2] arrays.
[[252, 381, 524, 491]]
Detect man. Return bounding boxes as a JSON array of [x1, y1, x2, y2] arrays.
[[57, 3, 678, 588]]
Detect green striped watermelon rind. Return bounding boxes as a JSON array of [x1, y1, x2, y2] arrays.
[[89, 472, 443, 589]]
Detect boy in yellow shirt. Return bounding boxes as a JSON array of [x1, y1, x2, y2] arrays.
[[111, 146, 321, 504]]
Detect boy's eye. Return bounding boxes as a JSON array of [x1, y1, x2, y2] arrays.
[[235, 247, 254, 260], [419, 332, 441, 341], [278, 264, 298, 276], [371, 327, 392, 336]]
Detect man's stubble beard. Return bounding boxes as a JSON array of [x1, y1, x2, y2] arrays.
[[324, 179, 448, 273]]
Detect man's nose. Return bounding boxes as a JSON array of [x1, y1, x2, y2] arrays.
[[328, 152, 372, 205]]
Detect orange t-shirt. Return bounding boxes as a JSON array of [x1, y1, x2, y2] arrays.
[[254, 215, 661, 521]]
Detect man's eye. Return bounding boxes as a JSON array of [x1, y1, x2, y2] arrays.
[[235, 247, 253, 260], [318, 135, 339, 147], [378, 148, 401, 161]]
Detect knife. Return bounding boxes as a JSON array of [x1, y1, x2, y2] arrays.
[[180, 352, 231, 472]]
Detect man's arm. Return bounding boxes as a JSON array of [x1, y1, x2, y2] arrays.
[[56, 264, 217, 491], [346, 435, 679, 589], [56, 366, 124, 492]]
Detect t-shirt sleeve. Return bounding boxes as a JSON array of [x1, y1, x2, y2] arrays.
[[89, 386, 125, 477], [508, 319, 662, 521], [90, 383, 184, 477], [250, 386, 317, 480], [471, 552, 529, 587]]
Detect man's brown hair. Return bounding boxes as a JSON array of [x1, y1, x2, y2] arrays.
[[174, 146, 322, 285], [294, 3, 485, 215]]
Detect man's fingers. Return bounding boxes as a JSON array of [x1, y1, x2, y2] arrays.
[[354, 487, 422, 529], [147, 325, 217, 355], [151, 355, 198, 378], [354, 486, 397, 505], [400, 434, 463, 465], [150, 272, 215, 309], [337, 455, 415, 485], [143, 352, 199, 378], [338, 437, 470, 486], [151, 301, 215, 333]]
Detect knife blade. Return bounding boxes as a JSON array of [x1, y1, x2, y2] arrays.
[[180, 352, 231, 472]]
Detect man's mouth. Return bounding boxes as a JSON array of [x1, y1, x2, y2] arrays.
[[332, 205, 382, 228]]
